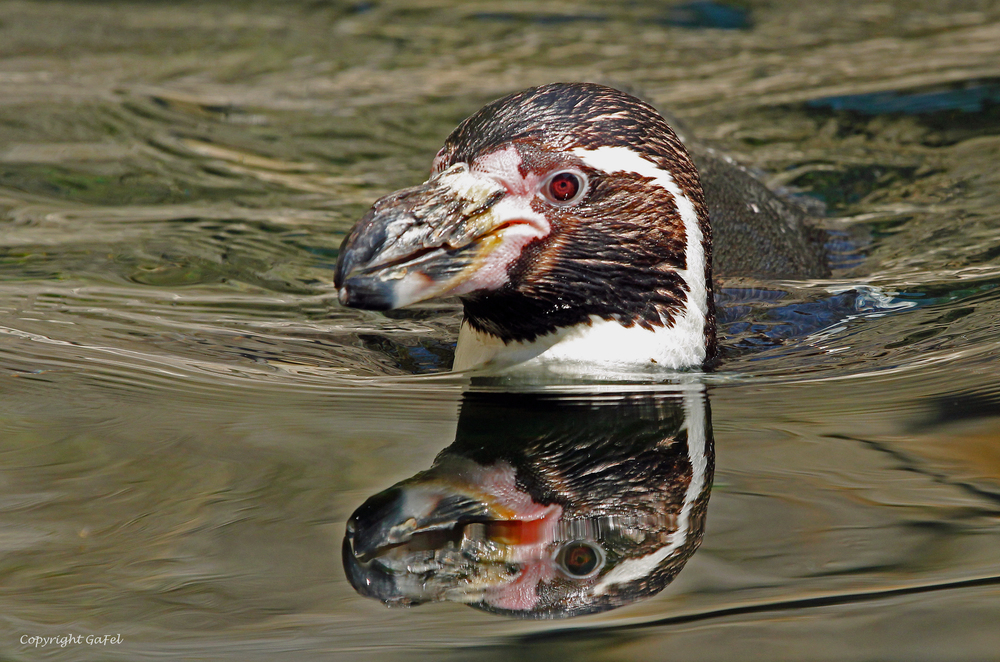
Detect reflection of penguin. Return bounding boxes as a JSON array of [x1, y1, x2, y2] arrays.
[[343, 385, 714, 618]]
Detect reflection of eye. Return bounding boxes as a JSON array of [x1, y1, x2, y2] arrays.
[[557, 541, 605, 578], [543, 171, 587, 205]]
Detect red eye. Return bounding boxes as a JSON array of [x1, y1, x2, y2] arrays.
[[546, 171, 583, 203]]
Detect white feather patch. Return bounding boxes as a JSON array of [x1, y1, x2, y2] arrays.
[[454, 315, 704, 373]]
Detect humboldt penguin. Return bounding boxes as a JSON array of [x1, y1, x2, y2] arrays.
[[335, 82, 827, 372]]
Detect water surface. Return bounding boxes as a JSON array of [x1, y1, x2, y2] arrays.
[[1, 1, 1000, 660]]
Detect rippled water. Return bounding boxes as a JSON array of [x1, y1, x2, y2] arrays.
[[2, 1, 1000, 660]]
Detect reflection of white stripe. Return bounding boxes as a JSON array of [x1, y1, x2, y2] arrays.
[[593, 385, 707, 594], [572, 146, 707, 367]]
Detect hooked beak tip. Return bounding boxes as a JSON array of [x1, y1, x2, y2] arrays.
[[335, 276, 397, 311]]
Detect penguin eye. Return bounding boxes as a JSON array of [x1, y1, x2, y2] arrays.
[[557, 541, 604, 578], [543, 170, 586, 205]]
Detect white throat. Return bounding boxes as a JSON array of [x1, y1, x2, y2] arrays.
[[454, 316, 706, 373]]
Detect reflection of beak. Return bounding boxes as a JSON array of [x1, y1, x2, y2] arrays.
[[342, 482, 491, 607], [334, 164, 537, 310], [342, 461, 561, 607], [345, 484, 489, 563]]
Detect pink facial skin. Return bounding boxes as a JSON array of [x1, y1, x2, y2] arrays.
[[447, 145, 552, 295], [451, 459, 563, 611], [485, 560, 557, 611], [447, 220, 545, 295]]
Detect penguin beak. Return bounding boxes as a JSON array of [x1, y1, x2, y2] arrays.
[[342, 461, 561, 607], [334, 164, 544, 310]]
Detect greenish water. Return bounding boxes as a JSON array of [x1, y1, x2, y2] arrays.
[[1, 1, 1000, 660]]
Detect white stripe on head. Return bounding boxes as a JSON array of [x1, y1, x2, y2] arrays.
[[571, 145, 708, 364], [592, 385, 708, 594]]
